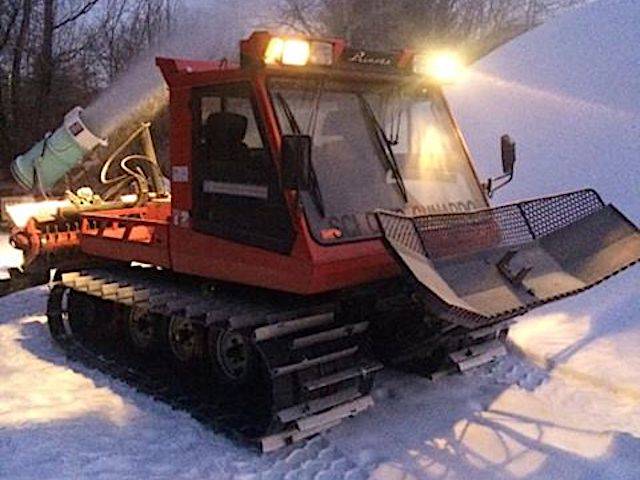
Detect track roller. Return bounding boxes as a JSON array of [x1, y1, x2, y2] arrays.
[[125, 305, 164, 353], [207, 326, 256, 385], [168, 315, 205, 366]]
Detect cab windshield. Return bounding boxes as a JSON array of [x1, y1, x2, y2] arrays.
[[271, 78, 487, 242]]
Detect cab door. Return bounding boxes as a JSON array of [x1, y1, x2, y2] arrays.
[[191, 82, 295, 253]]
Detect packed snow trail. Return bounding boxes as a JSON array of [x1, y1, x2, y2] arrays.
[[327, 268, 640, 480], [0, 286, 365, 480]]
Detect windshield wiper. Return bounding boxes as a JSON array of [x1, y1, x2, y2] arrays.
[[275, 92, 301, 135], [275, 93, 326, 217], [358, 95, 408, 203]]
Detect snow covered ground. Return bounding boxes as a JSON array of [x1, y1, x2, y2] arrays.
[[1, 0, 639, 478], [1, 247, 639, 479]]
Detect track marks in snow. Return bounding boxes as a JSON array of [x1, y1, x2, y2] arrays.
[[482, 351, 549, 391]]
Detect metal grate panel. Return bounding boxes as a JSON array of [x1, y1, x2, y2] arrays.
[[377, 189, 605, 259], [519, 188, 603, 238]]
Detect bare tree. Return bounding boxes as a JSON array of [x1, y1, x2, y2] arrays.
[[0, 0, 20, 52], [0, 0, 20, 164], [37, 0, 55, 102], [10, 0, 32, 129], [276, 0, 585, 60], [81, 0, 180, 85], [54, 0, 100, 30], [0, 0, 179, 175]]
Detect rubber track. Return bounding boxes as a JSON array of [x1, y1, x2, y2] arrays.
[[53, 334, 258, 446], [47, 266, 382, 451]]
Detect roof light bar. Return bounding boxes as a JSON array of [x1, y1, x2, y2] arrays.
[[264, 37, 334, 67], [264, 38, 285, 65]]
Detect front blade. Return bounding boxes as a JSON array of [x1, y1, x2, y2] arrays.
[[377, 189, 640, 330]]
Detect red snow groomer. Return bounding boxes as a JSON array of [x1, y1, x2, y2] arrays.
[[6, 32, 640, 450]]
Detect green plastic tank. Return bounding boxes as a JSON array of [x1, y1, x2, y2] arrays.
[[11, 107, 107, 192]]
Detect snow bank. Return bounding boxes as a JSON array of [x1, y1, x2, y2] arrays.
[[0, 234, 22, 280], [448, 0, 640, 223]]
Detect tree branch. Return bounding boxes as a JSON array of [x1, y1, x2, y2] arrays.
[[0, 1, 20, 52], [54, 0, 100, 30]]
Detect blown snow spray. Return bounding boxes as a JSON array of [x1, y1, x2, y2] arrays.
[[10, 107, 107, 192]]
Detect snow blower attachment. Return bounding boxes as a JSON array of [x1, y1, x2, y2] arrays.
[[377, 189, 640, 329], [1, 122, 167, 297], [11, 107, 107, 192]]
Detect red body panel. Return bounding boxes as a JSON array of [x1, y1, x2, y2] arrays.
[[169, 218, 399, 294], [81, 203, 172, 269], [79, 201, 400, 294]]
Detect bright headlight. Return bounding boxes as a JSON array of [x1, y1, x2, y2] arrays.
[[264, 38, 285, 65], [264, 37, 333, 67], [265, 38, 310, 66], [282, 39, 311, 66], [414, 51, 466, 83]]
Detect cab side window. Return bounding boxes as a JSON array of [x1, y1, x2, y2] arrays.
[[199, 92, 269, 201], [192, 83, 294, 253]]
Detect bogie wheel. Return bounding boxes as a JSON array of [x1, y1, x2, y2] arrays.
[[207, 327, 256, 385], [168, 315, 204, 366], [125, 306, 164, 353]]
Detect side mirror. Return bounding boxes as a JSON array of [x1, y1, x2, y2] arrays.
[[501, 134, 516, 175], [282, 134, 312, 191], [486, 134, 517, 198]]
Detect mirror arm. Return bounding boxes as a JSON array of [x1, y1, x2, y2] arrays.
[[485, 171, 514, 198], [486, 134, 517, 198]]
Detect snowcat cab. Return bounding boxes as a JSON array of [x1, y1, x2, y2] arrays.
[[155, 33, 495, 293]]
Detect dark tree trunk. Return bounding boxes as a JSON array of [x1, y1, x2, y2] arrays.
[[37, 0, 55, 108], [10, 0, 33, 129]]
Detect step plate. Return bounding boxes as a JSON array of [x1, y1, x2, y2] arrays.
[[450, 339, 507, 372]]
